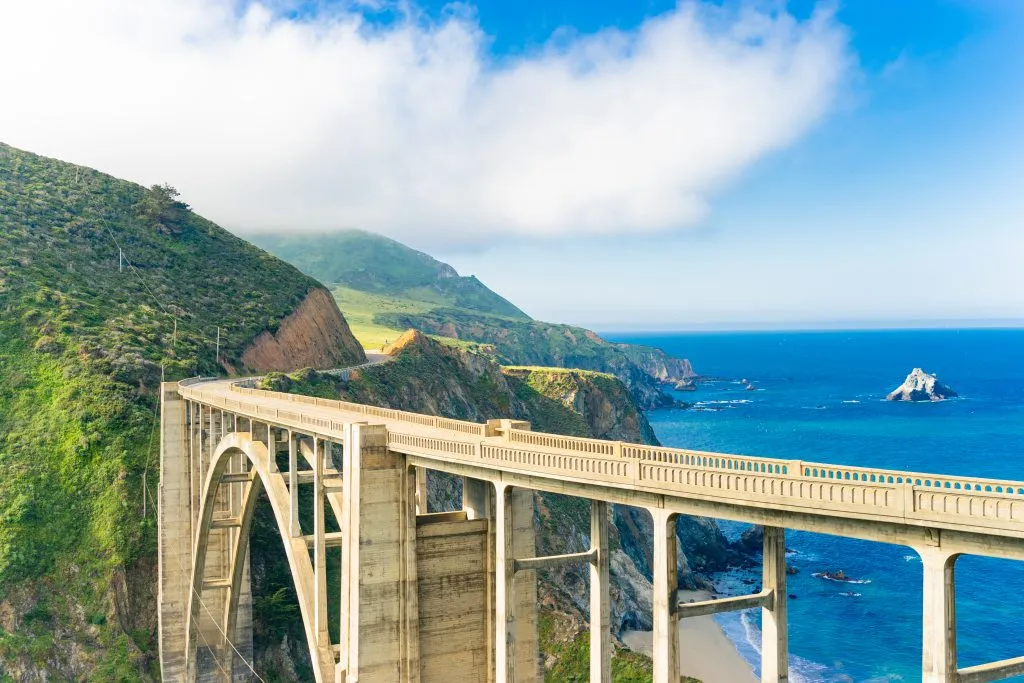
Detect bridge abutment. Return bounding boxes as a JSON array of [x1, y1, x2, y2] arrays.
[[159, 384, 192, 682]]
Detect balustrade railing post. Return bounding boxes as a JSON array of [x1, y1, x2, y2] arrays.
[[902, 483, 916, 517]]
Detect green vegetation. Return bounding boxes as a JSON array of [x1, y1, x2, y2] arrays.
[[0, 142, 360, 678], [249, 230, 528, 319], [538, 610, 693, 683], [331, 285, 440, 347]]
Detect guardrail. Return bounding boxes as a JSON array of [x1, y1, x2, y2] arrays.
[[178, 378, 1024, 533]]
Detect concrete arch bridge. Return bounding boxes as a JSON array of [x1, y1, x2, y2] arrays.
[[158, 378, 1024, 683]]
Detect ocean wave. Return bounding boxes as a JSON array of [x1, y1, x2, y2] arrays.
[[838, 591, 862, 597], [694, 399, 753, 407], [735, 613, 833, 683], [842, 400, 861, 404]]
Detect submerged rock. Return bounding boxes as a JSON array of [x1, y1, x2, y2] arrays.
[[886, 368, 958, 402]]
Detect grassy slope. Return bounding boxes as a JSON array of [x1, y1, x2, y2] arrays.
[[249, 230, 528, 322], [0, 143, 361, 679], [331, 285, 439, 348]]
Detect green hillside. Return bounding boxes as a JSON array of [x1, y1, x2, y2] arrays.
[[253, 230, 696, 408], [250, 230, 529, 322], [0, 143, 363, 679]]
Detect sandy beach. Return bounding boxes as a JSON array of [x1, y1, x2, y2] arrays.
[[621, 589, 756, 683]]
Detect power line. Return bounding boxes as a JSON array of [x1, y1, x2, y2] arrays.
[[99, 220, 171, 316], [97, 217, 225, 369], [171, 530, 267, 682], [193, 581, 267, 682], [193, 611, 234, 681]]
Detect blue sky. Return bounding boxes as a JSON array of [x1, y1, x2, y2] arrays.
[[430, 0, 1024, 329], [1, 0, 1021, 329]]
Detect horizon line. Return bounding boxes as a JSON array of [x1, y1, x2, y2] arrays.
[[591, 319, 1024, 334]]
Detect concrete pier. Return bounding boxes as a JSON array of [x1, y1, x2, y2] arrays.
[[761, 526, 789, 683], [652, 510, 678, 683]]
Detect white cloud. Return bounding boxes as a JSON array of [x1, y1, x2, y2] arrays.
[[0, 0, 850, 245]]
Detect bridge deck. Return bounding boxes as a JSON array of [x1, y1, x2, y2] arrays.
[[178, 377, 1024, 555]]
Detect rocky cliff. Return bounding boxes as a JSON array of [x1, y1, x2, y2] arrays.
[[242, 288, 365, 372], [503, 367, 659, 444], [617, 343, 696, 384]]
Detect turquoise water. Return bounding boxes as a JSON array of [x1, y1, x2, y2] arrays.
[[608, 329, 1024, 682]]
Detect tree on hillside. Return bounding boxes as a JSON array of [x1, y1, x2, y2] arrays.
[[137, 183, 190, 235]]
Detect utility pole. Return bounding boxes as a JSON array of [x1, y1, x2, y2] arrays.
[[119, 248, 123, 273], [172, 318, 177, 348], [216, 327, 221, 367]]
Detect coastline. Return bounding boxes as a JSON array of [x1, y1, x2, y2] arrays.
[[621, 589, 757, 683]]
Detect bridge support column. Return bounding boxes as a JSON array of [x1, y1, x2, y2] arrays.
[[762, 526, 789, 683], [342, 423, 420, 683], [590, 500, 611, 683], [493, 483, 539, 683], [494, 484, 516, 683], [920, 546, 958, 683], [462, 477, 494, 680], [652, 510, 678, 683], [416, 466, 429, 514], [313, 437, 330, 646]]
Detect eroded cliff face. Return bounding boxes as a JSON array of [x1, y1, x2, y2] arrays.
[[617, 343, 696, 383], [241, 288, 365, 372], [503, 368, 659, 444]]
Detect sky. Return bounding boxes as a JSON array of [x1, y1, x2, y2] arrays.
[[1, 0, 1022, 330]]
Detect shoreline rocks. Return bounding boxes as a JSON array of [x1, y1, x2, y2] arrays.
[[886, 368, 958, 402]]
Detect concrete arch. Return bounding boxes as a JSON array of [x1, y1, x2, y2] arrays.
[[185, 431, 335, 683]]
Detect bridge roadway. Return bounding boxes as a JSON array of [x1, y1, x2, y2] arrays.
[[164, 375, 1024, 683]]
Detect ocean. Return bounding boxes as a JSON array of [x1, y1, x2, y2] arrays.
[[608, 329, 1024, 683]]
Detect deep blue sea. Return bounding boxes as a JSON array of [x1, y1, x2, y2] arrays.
[[608, 329, 1024, 683]]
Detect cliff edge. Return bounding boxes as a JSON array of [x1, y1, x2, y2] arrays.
[[242, 287, 365, 372]]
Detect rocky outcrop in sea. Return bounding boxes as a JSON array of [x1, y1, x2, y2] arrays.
[[886, 368, 957, 402]]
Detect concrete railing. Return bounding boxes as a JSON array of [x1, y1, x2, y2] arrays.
[[178, 379, 1024, 535]]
